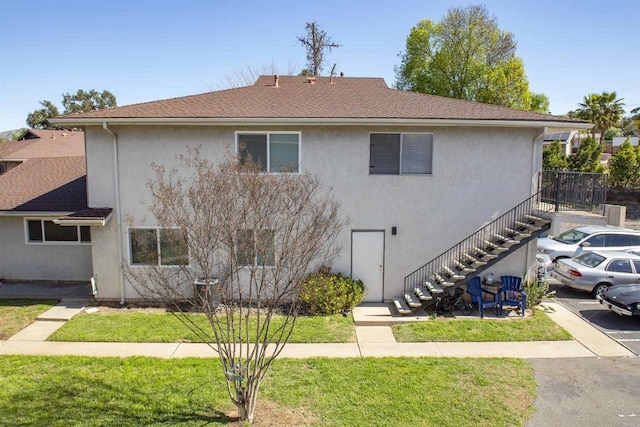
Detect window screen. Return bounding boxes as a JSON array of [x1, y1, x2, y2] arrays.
[[401, 134, 433, 174]]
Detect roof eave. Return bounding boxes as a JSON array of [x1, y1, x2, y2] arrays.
[[51, 117, 592, 130]]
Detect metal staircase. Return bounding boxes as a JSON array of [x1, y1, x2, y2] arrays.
[[393, 190, 552, 315]]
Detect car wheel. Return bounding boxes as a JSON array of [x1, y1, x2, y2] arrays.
[[592, 283, 609, 299]]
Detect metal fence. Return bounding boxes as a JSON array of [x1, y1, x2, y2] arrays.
[[539, 171, 608, 214]]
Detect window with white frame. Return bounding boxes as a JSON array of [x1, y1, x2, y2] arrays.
[[237, 132, 300, 172], [237, 229, 275, 267], [26, 219, 91, 243], [129, 228, 189, 266], [369, 133, 433, 175]]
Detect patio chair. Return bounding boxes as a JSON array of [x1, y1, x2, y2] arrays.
[[465, 276, 501, 318], [499, 275, 527, 316]]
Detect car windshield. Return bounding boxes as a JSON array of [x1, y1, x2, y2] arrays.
[[553, 229, 590, 244], [574, 252, 606, 268]]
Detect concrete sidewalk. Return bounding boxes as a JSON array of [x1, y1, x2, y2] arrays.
[[0, 300, 635, 359]]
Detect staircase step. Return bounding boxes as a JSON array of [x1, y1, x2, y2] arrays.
[[454, 259, 476, 273], [414, 286, 433, 301], [393, 298, 412, 315], [523, 214, 550, 227], [483, 240, 510, 253], [475, 248, 498, 260], [463, 254, 487, 267], [432, 273, 455, 287], [405, 293, 422, 308], [424, 281, 444, 294], [515, 220, 542, 232], [505, 227, 531, 240], [442, 266, 465, 281], [492, 234, 519, 247]]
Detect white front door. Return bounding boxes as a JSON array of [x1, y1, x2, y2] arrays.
[[351, 231, 385, 302]]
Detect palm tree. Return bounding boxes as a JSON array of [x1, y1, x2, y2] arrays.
[[577, 94, 601, 141], [577, 92, 625, 144], [597, 91, 625, 144]]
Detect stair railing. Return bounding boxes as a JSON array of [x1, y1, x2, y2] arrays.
[[403, 187, 553, 294]]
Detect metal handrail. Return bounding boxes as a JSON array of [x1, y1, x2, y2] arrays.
[[403, 187, 553, 294]]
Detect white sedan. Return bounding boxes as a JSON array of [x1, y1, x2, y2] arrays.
[[551, 250, 640, 298]]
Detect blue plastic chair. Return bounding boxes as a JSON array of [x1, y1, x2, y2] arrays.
[[500, 276, 527, 316], [465, 276, 501, 318]]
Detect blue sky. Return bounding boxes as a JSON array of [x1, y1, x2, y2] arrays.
[[1, 0, 638, 130]]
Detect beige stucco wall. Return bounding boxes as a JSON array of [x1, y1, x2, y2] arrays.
[[0, 216, 92, 281], [85, 124, 542, 301]]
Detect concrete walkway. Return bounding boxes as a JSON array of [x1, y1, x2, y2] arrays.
[[0, 298, 635, 359]]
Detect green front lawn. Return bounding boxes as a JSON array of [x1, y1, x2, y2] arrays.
[[0, 355, 536, 426], [48, 311, 355, 343], [393, 311, 572, 342], [0, 299, 57, 339]]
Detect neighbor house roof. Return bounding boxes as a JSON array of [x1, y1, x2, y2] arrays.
[[0, 156, 87, 211], [52, 76, 589, 128], [0, 129, 84, 159]]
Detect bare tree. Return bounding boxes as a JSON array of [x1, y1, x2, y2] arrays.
[[218, 60, 300, 89], [297, 21, 341, 76], [125, 148, 344, 423]]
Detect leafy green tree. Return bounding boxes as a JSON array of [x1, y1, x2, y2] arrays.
[[576, 92, 625, 144], [605, 127, 623, 140], [62, 89, 116, 114], [608, 137, 639, 188], [26, 89, 117, 129], [530, 93, 550, 114], [570, 136, 604, 172], [395, 5, 543, 111], [543, 141, 569, 170], [621, 106, 640, 136], [26, 100, 61, 129]]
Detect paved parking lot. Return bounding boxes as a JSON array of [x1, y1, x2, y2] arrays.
[[549, 279, 640, 355]]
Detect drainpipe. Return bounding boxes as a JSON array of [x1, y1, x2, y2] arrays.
[[528, 126, 548, 279], [103, 122, 126, 304]]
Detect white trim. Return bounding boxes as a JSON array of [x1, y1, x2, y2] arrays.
[[23, 217, 91, 245], [235, 131, 302, 173], [51, 117, 593, 130], [0, 211, 72, 216], [52, 212, 113, 227]]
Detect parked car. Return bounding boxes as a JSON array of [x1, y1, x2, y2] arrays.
[[551, 250, 640, 298], [597, 284, 640, 317], [537, 225, 640, 269]]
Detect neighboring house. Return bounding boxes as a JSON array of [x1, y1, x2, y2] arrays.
[[52, 75, 590, 304], [542, 131, 576, 156], [612, 136, 639, 154], [0, 130, 95, 281]]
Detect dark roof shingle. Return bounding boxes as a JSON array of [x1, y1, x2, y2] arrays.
[[55, 76, 585, 124], [0, 156, 87, 211]]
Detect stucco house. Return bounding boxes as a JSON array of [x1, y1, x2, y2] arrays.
[[51, 75, 590, 308], [0, 129, 94, 281]]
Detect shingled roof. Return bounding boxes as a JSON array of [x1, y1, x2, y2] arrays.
[[0, 156, 87, 211], [0, 130, 84, 159], [54, 76, 587, 126]]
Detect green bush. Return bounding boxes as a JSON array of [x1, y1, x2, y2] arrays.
[[523, 280, 549, 309], [299, 271, 365, 315]]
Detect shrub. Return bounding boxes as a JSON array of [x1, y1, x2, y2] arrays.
[[523, 280, 548, 309], [299, 271, 365, 315]]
